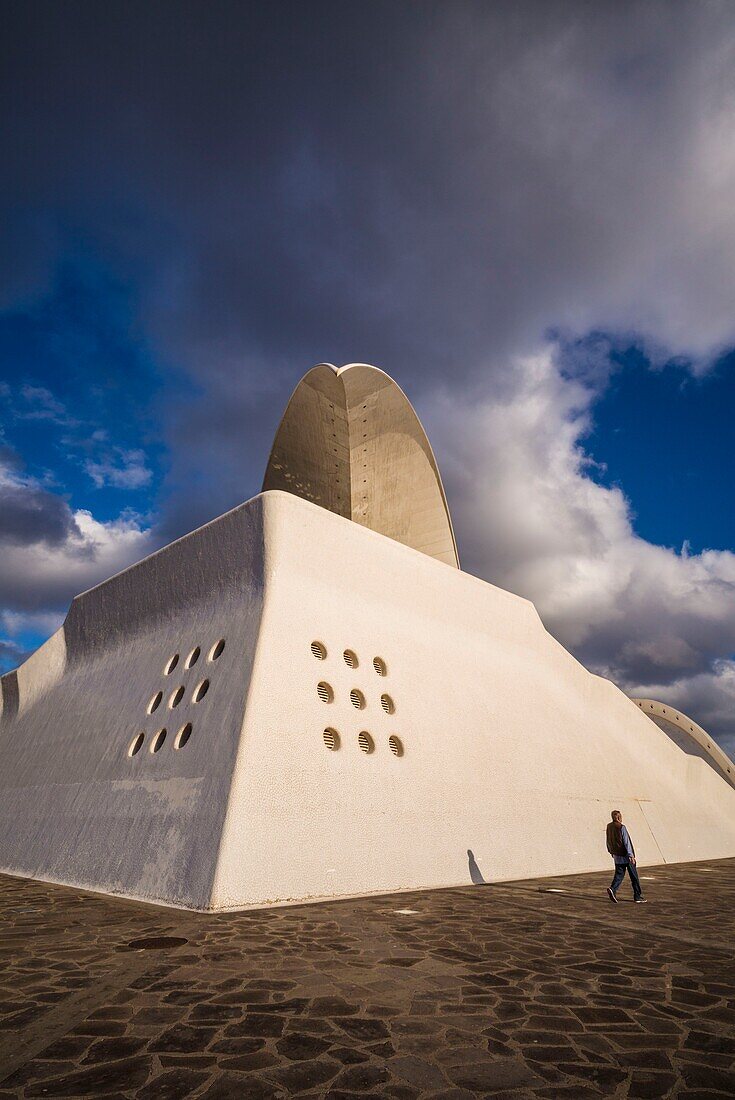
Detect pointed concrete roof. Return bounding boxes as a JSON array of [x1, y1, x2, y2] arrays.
[[263, 363, 459, 567]]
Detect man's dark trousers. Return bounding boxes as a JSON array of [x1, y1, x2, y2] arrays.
[[610, 860, 642, 900]]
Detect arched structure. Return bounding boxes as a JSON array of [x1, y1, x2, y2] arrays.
[[263, 363, 459, 568], [631, 697, 735, 790]]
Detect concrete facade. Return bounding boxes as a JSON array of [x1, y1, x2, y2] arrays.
[[633, 698, 735, 789], [263, 362, 459, 567], [1, 364, 734, 911]]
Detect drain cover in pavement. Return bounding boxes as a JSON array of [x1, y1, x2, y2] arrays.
[[122, 935, 188, 951]]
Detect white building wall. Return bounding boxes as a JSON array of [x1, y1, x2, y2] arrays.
[[2, 489, 734, 912], [211, 492, 735, 909], [0, 497, 268, 909]]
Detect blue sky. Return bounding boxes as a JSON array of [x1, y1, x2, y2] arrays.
[[588, 348, 735, 555], [1, 1, 734, 752], [1, 253, 168, 518]]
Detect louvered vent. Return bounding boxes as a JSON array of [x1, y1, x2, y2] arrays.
[[323, 727, 340, 751], [150, 728, 167, 753], [373, 657, 387, 676], [380, 693, 395, 715], [388, 735, 403, 757], [311, 641, 327, 660], [128, 732, 145, 758], [148, 691, 163, 715], [169, 686, 185, 709], [317, 681, 334, 703], [193, 679, 210, 703], [358, 731, 374, 754], [165, 653, 179, 675], [350, 689, 365, 709], [343, 649, 358, 668], [175, 723, 193, 750]]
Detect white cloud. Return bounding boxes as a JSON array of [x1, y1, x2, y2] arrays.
[[16, 384, 79, 427], [426, 346, 735, 755], [85, 448, 153, 490], [0, 504, 156, 613], [1, 609, 65, 639], [0, 448, 157, 663], [630, 661, 735, 759]]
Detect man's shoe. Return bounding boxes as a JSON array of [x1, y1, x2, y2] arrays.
[[635, 897, 647, 903], [607, 887, 617, 903]]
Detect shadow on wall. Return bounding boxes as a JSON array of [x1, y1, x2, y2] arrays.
[[468, 849, 486, 885]]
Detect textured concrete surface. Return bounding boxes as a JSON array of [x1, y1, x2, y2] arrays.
[[262, 363, 459, 567], [1, 859, 734, 1098], [3, 365, 735, 913], [3, 488, 735, 911], [0, 494, 268, 910], [632, 700, 735, 789]]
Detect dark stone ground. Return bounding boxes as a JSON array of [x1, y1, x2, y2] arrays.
[[1, 859, 734, 1099]]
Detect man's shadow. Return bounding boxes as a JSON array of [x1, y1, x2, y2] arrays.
[[467, 849, 486, 885]]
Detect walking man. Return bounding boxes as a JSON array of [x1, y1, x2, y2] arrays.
[[606, 810, 646, 903]]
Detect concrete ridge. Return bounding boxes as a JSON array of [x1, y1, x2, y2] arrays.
[[632, 697, 735, 789], [262, 361, 460, 567]]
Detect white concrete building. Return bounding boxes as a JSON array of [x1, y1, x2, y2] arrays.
[[1, 363, 734, 911]]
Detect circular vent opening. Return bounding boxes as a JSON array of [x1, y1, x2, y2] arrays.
[[380, 693, 395, 715], [150, 728, 167, 753], [350, 689, 365, 710], [193, 679, 210, 703], [148, 691, 163, 715], [311, 641, 327, 660], [343, 649, 358, 669], [323, 727, 340, 751], [388, 735, 404, 758], [317, 682, 334, 704], [358, 731, 374, 754], [373, 657, 387, 676], [175, 722, 192, 750], [128, 732, 145, 757], [209, 639, 225, 662], [169, 685, 185, 709], [165, 654, 179, 675], [186, 646, 201, 669]]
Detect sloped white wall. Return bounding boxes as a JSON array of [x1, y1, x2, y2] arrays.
[[2, 489, 734, 912], [212, 491, 735, 909], [0, 497, 268, 909]]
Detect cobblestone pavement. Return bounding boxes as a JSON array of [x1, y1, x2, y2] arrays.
[[0, 859, 734, 1098]]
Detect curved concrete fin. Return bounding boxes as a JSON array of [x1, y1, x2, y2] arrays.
[[263, 362, 459, 567], [631, 697, 735, 789]]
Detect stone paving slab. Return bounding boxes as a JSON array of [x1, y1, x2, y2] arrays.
[[0, 859, 734, 1098]]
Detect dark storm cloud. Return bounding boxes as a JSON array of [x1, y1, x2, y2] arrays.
[[5, 0, 724, 543], [0, 447, 79, 546], [0, 481, 77, 547], [2, 2, 735, 746], [7, 1, 734, 396]]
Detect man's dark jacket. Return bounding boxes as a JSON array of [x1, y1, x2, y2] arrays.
[[606, 821, 633, 858]]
